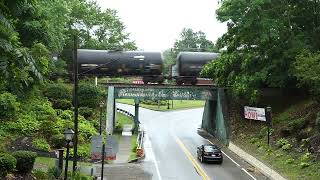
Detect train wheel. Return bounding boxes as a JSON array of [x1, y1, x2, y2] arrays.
[[176, 79, 183, 86], [191, 79, 197, 85]]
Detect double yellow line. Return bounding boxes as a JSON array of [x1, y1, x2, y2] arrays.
[[175, 137, 211, 180]]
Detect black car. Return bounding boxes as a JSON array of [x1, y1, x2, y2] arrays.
[[197, 144, 223, 164]]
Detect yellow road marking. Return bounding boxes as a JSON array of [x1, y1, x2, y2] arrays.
[[175, 137, 211, 180]]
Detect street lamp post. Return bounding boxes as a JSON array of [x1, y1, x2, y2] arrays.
[[64, 128, 75, 180]]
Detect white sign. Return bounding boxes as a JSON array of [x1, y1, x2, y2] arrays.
[[244, 106, 266, 121]]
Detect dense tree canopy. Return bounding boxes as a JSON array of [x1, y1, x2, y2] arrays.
[[164, 28, 216, 75], [0, 0, 136, 95], [202, 0, 320, 102]]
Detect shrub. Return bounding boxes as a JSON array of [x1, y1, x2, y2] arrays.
[[300, 162, 310, 169], [12, 151, 37, 174], [79, 107, 94, 119], [33, 169, 49, 180], [52, 99, 72, 110], [281, 144, 293, 151], [249, 137, 259, 144], [285, 158, 294, 164], [32, 138, 51, 152], [51, 134, 65, 149], [301, 152, 311, 162], [78, 83, 101, 108], [0, 92, 20, 120], [44, 83, 72, 101], [47, 166, 62, 179], [30, 100, 57, 120], [0, 153, 16, 177], [79, 121, 98, 139], [6, 114, 40, 135], [276, 138, 289, 148]]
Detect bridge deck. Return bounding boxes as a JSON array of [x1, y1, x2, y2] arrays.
[[103, 83, 218, 89]]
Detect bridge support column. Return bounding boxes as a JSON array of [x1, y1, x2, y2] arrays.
[[106, 86, 115, 134], [134, 99, 139, 134]]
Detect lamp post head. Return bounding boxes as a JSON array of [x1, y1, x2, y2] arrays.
[[64, 128, 75, 141]]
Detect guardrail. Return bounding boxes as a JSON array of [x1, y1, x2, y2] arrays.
[[116, 108, 134, 118], [136, 128, 145, 157]]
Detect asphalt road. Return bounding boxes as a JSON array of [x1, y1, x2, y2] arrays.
[[117, 103, 267, 180]]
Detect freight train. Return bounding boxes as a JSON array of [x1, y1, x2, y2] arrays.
[[77, 49, 219, 85]]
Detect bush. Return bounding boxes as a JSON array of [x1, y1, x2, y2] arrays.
[[249, 137, 259, 144], [44, 83, 72, 110], [79, 107, 94, 119], [78, 83, 101, 108], [281, 144, 293, 151], [47, 166, 62, 179], [285, 158, 294, 164], [6, 114, 40, 135], [0, 92, 20, 120], [44, 83, 72, 101], [32, 138, 51, 152], [33, 169, 49, 180], [276, 138, 289, 148], [51, 134, 65, 149], [300, 162, 310, 169], [79, 121, 98, 139], [12, 151, 37, 174], [0, 153, 16, 177]]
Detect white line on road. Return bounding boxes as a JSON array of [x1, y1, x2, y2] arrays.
[[207, 139, 257, 180], [207, 140, 240, 166], [145, 133, 162, 180], [242, 168, 257, 180]]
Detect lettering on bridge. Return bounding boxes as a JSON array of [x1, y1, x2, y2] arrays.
[[115, 87, 214, 100]]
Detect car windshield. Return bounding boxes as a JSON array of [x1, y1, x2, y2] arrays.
[[204, 145, 219, 152]]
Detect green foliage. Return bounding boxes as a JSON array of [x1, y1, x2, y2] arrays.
[[32, 138, 51, 152], [31, 43, 51, 76], [79, 107, 94, 119], [68, 170, 92, 180], [292, 50, 320, 102], [79, 120, 98, 139], [172, 28, 217, 56], [276, 138, 290, 148], [6, 114, 40, 135], [281, 144, 293, 151], [202, 0, 320, 102], [276, 138, 293, 151], [0, 92, 20, 120], [316, 112, 320, 133], [249, 137, 259, 144], [300, 162, 310, 169], [12, 151, 37, 174], [285, 158, 294, 164], [47, 166, 62, 179], [0, 153, 16, 177], [50, 134, 65, 149], [301, 152, 312, 162], [78, 83, 101, 108], [44, 83, 72, 109], [33, 169, 49, 180]]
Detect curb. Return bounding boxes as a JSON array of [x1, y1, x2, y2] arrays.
[[228, 141, 287, 180], [128, 152, 145, 163]]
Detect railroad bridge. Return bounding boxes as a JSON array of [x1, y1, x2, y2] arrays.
[[105, 83, 230, 145]]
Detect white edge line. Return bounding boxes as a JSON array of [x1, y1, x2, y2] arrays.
[[146, 133, 162, 180], [207, 139, 257, 180], [242, 168, 257, 180], [207, 140, 240, 167]]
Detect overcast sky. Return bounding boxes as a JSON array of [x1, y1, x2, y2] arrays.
[[96, 0, 227, 51]]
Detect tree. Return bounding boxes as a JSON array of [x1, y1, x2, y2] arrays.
[[173, 28, 217, 56], [202, 0, 320, 102]]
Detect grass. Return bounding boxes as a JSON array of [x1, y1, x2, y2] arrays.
[[35, 156, 93, 171], [117, 112, 133, 125], [117, 99, 205, 111], [231, 99, 320, 180], [128, 134, 138, 162]]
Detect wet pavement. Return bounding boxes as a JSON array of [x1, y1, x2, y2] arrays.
[[117, 103, 267, 180]]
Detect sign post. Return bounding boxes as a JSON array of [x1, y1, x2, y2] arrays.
[[265, 107, 272, 145]]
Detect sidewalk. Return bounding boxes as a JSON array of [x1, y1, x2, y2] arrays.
[[114, 124, 133, 164]]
